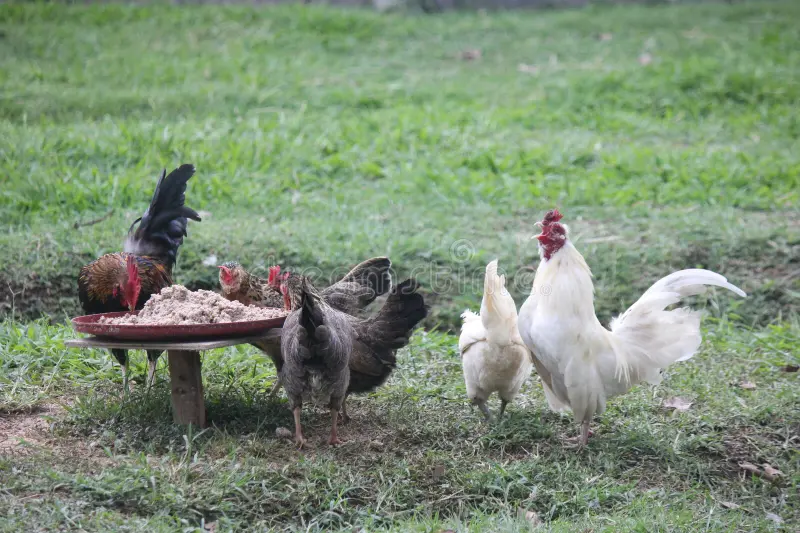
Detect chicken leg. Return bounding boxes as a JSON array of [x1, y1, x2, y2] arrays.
[[474, 398, 493, 423], [292, 406, 306, 449], [339, 394, 351, 424], [146, 350, 162, 390], [579, 421, 592, 448], [268, 379, 282, 397], [111, 349, 130, 396], [498, 399, 509, 420], [329, 407, 342, 446]]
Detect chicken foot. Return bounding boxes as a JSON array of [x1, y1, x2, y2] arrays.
[[292, 407, 306, 449], [566, 422, 594, 449]]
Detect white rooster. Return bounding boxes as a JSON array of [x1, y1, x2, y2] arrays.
[[518, 209, 746, 446], [459, 260, 533, 422]]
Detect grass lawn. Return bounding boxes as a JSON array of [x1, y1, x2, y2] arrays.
[[1, 1, 798, 531]]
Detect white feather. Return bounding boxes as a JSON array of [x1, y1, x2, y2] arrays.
[[460, 260, 532, 408], [518, 230, 746, 426]]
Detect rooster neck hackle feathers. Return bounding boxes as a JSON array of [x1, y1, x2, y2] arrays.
[[534, 241, 597, 320], [78, 253, 172, 307]]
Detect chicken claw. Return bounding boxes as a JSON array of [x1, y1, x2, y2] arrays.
[[565, 423, 594, 450]]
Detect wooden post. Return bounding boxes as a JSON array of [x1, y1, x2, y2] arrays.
[[167, 350, 206, 428]]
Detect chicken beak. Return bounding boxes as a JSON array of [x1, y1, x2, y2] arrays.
[[534, 221, 544, 228], [533, 233, 546, 242]]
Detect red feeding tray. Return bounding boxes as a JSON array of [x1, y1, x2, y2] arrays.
[[71, 311, 287, 341]]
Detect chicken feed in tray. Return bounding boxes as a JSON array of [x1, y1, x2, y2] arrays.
[[99, 285, 287, 326]]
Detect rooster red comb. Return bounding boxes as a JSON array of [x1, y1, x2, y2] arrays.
[[267, 265, 281, 285], [126, 255, 139, 282], [541, 209, 563, 226]]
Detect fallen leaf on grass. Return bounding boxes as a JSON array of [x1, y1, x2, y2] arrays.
[[738, 380, 756, 390], [598, 33, 613, 41], [738, 461, 762, 477], [765, 512, 783, 524], [761, 464, 784, 481], [460, 49, 481, 61], [638, 53, 653, 66], [719, 501, 740, 510], [518, 63, 539, 74], [432, 464, 445, 481], [517, 507, 542, 526], [663, 397, 692, 411], [781, 364, 799, 373]]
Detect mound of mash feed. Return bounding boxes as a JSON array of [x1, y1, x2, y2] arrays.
[[99, 285, 287, 326]]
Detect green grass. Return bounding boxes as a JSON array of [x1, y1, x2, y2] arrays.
[[0, 1, 798, 531]]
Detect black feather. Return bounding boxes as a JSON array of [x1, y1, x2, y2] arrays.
[[364, 278, 428, 352], [124, 164, 201, 265]]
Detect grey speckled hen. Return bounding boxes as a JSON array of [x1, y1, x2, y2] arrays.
[[280, 279, 353, 449], [225, 257, 393, 398], [282, 277, 429, 424]]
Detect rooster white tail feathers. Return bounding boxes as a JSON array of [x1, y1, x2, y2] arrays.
[[609, 268, 746, 385], [480, 259, 519, 346], [639, 268, 746, 300]]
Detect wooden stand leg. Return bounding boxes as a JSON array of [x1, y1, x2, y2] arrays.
[[167, 350, 206, 428]]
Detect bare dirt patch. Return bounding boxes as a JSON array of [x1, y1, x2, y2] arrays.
[[0, 404, 61, 456], [0, 402, 117, 471]]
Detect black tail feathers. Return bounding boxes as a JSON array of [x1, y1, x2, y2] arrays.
[[369, 278, 428, 351], [124, 164, 201, 265]]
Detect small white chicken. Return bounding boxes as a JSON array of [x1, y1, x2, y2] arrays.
[[518, 209, 747, 446], [459, 260, 533, 422]]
